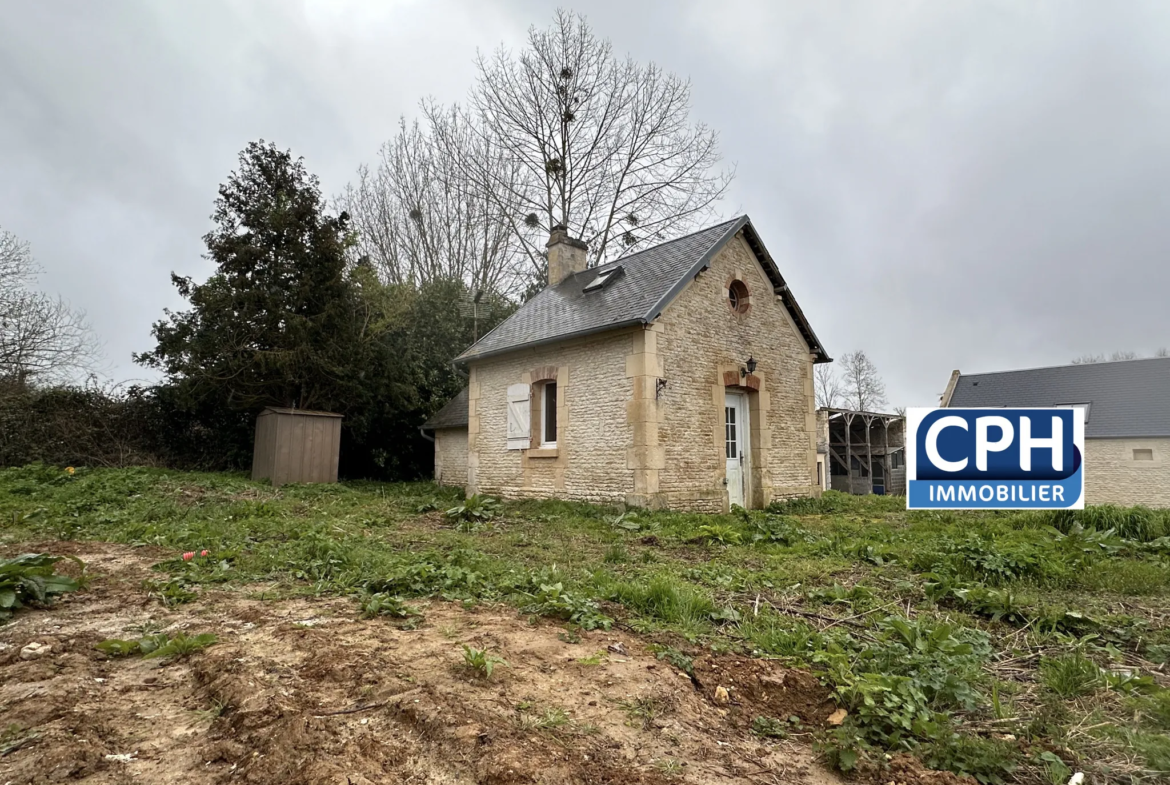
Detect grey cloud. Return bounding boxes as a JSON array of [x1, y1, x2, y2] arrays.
[[2, 0, 1167, 406]]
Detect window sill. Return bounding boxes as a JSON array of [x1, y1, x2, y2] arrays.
[[527, 447, 559, 459]]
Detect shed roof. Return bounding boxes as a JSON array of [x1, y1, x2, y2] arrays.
[[946, 357, 1170, 438], [455, 216, 829, 364], [422, 388, 469, 430], [260, 407, 343, 418]]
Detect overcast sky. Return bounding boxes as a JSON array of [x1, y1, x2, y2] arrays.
[[2, 0, 1168, 407]]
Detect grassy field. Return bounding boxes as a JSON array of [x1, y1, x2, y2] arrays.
[[2, 464, 1169, 784]]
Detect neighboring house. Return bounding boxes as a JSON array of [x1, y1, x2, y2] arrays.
[[819, 408, 905, 495], [430, 216, 830, 512], [941, 357, 1170, 508], [421, 388, 469, 487]]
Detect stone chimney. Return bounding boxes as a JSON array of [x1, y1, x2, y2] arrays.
[[546, 225, 588, 286]]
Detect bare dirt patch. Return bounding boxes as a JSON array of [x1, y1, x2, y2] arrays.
[[0, 542, 944, 784]]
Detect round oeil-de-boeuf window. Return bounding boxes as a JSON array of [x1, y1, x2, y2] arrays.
[[728, 279, 749, 313]]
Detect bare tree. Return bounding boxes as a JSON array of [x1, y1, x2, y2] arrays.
[[0, 228, 98, 383], [1157, 348, 1169, 358], [838, 350, 888, 412], [339, 117, 527, 295], [425, 9, 733, 279], [1073, 350, 1140, 364], [814, 363, 844, 409]]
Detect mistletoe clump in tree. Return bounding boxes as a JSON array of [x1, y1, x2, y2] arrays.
[[345, 10, 734, 294]]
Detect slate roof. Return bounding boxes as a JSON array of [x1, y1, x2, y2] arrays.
[[421, 388, 469, 430], [946, 357, 1170, 438], [455, 216, 829, 363]]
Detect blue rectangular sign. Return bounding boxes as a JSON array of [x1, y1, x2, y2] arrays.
[[906, 407, 1085, 509]]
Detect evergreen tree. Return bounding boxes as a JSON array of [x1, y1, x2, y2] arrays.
[[137, 140, 516, 477]]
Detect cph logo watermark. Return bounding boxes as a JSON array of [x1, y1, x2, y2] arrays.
[[906, 408, 1084, 509]]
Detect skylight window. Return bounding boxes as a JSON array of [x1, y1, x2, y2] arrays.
[[1056, 403, 1091, 423], [582, 265, 623, 292]]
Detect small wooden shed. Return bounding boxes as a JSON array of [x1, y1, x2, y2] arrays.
[[251, 407, 343, 486]]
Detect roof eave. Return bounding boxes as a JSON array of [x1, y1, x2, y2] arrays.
[[739, 220, 832, 363], [453, 318, 648, 366]]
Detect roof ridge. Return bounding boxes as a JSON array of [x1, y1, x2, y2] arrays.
[[453, 214, 829, 365], [607, 215, 745, 265], [458, 218, 746, 356], [961, 355, 1170, 378]]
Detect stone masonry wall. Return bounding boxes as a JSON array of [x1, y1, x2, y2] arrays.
[[433, 428, 468, 487], [1084, 438, 1170, 508], [655, 233, 819, 512], [467, 331, 635, 503]]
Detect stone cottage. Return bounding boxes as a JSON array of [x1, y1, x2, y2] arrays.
[[423, 216, 831, 512], [941, 357, 1170, 508]]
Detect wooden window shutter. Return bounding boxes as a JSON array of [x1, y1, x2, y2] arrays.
[[506, 383, 531, 450]]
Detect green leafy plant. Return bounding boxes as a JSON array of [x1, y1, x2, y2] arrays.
[[605, 511, 642, 531], [97, 632, 217, 660], [751, 715, 791, 739], [521, 581, 612, 630], [648, 644, 694, 676], [920, 733, 1019, 785], [462, 644, 507, 679], [0, 553, 83, 622], [444, 495, 500, 528], [693, 523, 742, 545], [815, 617, 990, 750], [952, 586, 1028, 624], [360, 592, 421, 621], [1131, 688, 1170, 730], [1039, 653, 1104, 698], [1103, 667, 1158, 695], [145, 576, 197, 607], [751, 515, 814, 546], [816, 725, 871, 772], [618, 695, 669, 729], [949, 533, 1043, 585], [806, 583, 874, 607], [1035, 751, 1072, 785]]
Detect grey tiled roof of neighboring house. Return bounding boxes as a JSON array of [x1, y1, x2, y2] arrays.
[[946, 357, 1170, 438], [455, 216, 829, 363], [421, 387, 469, 430]]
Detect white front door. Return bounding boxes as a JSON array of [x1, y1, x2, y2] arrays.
[[724, 392, 749, 508]]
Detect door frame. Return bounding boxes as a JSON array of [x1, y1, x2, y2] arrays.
[[724, 391, 751, 509]]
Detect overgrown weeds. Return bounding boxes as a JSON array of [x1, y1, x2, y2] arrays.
[[2, 467, 1169, 781]]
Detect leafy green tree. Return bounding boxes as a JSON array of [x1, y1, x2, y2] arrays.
[[136, 141, 392, 467], [137, 141, 364, 411], [342, 275, 514, 478], [136, 141, 516, 477]]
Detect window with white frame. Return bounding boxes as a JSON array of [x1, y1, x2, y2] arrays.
[[540, 381, 558, 447]]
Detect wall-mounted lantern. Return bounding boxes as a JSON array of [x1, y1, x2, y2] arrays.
[[741, 356, 757, 378]]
